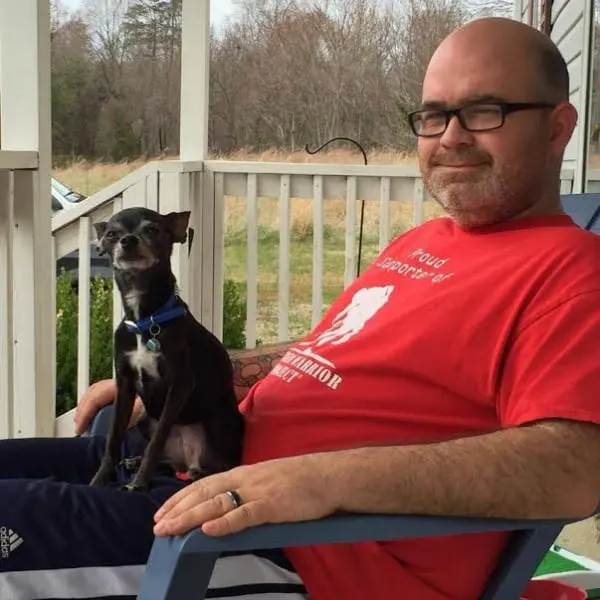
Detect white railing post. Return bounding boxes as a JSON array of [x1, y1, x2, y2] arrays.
[[212, 172, 226, 341], [77, 217, 92, 401], [0, 0, 54, 437], [198, 169, 216, 329], [413, 178, 426, 226], [0, 171, 14, 439]]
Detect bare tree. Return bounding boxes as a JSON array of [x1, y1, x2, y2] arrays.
[[56, 0, 600, 162]]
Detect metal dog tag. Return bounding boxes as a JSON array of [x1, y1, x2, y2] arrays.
[[146, 338, 161, 352], [146, 321, 161, 352]]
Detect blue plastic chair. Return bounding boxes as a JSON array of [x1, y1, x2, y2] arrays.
[[85, 192, 600, 600], [560, 192, 600, 232]]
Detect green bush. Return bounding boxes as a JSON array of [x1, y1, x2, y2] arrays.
[[221, 278, 247, 350], [55, 271, 247, 416], [55, 271, 78, 416]]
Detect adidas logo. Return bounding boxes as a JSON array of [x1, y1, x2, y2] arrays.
[[0, 526, 23, 559]]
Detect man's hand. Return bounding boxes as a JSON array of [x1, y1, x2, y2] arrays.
[[153, 454, 339, 537], [74, 379, 144, 435]]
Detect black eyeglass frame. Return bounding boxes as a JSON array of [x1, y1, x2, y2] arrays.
[[407, 101, 557, 137]]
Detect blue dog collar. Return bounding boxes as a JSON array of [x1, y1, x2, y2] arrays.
[[124, 295, 186, 334]]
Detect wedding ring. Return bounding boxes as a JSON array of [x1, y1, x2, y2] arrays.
[[224, 489, 243, 509]]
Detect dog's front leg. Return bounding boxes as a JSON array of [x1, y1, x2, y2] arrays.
[[124, 378, 192, 492], [89, 364, 137, 486]]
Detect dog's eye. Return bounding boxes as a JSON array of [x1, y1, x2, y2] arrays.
[[105, 230, 118, 239], [144, 225, 160, 235]]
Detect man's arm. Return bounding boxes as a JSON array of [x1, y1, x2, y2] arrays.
[[153, 417, 600, 538], [324, 418, 600, 521], [228, 341, 295, 402]]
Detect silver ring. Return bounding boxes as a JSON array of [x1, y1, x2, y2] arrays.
[[224, 490, 243, 509]]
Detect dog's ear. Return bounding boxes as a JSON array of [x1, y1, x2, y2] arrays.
[[93, 221, 108, 241], [164, 211, 191, 244], [93, 221, 109, 256]]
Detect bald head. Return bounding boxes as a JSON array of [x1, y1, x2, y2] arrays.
[[426, 17, 569, 103], [416, 16, 578, 229]]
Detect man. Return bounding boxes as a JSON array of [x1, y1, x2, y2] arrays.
[[152, 15, 600, 599], [1, 15, 600, 600]]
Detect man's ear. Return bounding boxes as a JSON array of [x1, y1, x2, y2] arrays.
[[164, 211, 191, 244]]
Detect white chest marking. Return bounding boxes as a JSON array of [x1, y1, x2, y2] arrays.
[[124, 290, 142, 320], [126, 335, 160, 380]]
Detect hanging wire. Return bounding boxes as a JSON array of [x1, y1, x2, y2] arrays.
[[305, 136, 368, 278]]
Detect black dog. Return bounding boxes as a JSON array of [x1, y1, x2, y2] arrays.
[[89, 207, 244, 491]]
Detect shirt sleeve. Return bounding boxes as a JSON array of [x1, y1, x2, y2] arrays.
[[498, 290, 600, 427]]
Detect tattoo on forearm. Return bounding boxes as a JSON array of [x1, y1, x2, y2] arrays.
[[229, 341, 295, 402]]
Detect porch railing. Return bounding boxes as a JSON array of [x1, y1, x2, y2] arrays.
[[0, 150, 55, 440]]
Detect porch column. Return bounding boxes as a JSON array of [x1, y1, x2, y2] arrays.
[[0, 0, 55, 437], [178, 0, 220, 337], [180, 0, 210, 162]]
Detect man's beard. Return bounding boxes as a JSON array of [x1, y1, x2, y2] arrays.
[[420, 152, 538, 229]]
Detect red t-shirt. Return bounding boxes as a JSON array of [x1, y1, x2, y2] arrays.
[[239, 214, 600, 600]]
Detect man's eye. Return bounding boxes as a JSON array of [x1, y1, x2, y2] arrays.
[[421, 111, 444, 121]]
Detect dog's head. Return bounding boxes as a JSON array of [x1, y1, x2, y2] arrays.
[[94, 208, 191, 272]]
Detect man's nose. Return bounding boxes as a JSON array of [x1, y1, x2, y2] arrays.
[[120, 234, 139, 249], [439, 114, 475, 148]]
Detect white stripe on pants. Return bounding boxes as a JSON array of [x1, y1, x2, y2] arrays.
[[0, 552, 309, 599]]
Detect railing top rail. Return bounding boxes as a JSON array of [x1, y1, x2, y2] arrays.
[[0, 150, 38, 170], [204, 160, 421, 177], [51, 160, 204, 234], [204, 160, 577, 182]]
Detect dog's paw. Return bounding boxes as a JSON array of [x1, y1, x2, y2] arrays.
[[119, 456, 142, 472], [186, 467, 207, 482], [121, 481, 148, 492]]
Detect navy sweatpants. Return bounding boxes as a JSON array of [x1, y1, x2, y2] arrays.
[[0, 429, 308, 600]]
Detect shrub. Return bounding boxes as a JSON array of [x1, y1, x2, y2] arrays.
[[54, 271, 247, 416]]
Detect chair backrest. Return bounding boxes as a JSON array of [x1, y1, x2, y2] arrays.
[[479, 192, 600, 598], [480, 525, 565, 599], [560, 192, 600, 232]]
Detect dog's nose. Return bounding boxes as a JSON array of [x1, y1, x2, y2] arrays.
[[120, 234, 139, 249]]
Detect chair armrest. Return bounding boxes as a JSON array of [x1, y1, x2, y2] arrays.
[[141, 507, 580, 600], [139, 513, 572, 599], [170, 512, 574, 555]]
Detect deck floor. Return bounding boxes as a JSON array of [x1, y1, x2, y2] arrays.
[[557, 518, 600, 561]]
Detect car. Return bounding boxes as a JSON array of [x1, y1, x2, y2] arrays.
[[52, 178, 113, 285], [51, 177, 86, 213]]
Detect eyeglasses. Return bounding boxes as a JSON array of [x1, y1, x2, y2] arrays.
[[407, 101, 556, 137]]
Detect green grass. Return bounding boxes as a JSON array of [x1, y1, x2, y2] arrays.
[[535, 550, 589, 577], [224, 228, 387, 343], [221, 195, 446, 344]]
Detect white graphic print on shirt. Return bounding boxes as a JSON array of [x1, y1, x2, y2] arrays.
[[268, 241, 457, 392], [269, 285, 395, 391]]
